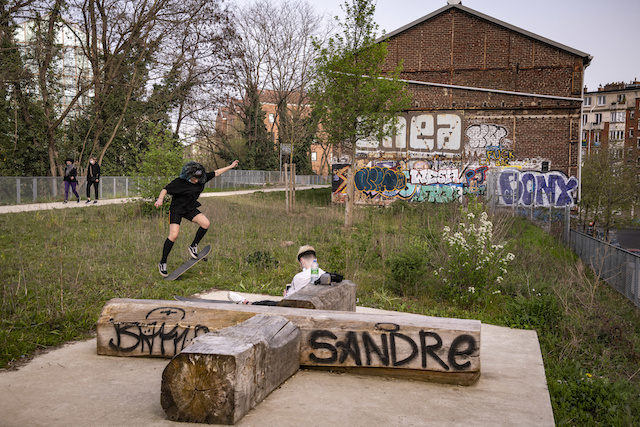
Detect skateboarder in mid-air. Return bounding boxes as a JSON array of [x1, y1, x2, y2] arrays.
[[155, 159, 239, 277]]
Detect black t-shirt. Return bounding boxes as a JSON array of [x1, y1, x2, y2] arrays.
[[164, 171, 215, 215]]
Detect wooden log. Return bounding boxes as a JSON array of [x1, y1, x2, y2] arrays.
[[97, 298, 481, 385], [277, 280, 356, 311], [161, 314, 300, 425]]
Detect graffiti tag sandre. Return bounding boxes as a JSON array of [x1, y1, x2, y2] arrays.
[[305, 323, 477, 371]]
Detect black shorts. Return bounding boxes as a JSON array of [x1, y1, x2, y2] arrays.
[[169, 209, 201, 225]]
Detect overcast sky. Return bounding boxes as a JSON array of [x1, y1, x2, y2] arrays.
[[309, 0, 639, 92]]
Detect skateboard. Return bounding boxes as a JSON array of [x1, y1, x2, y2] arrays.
[[164, 245, 211, 281]]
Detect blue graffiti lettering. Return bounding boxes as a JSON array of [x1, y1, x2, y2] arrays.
[[498, 169, 577, 207], [355, 167, 406, 194]]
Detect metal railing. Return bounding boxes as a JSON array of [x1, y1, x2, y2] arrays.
[[0, 170, 330, 205], [569, 229, 640, 309]]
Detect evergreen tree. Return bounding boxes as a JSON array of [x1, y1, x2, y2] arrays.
[[239, 84, 277, 170]]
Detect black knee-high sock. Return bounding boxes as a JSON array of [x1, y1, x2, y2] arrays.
[[191, 227, 208, 247], [161, 238, 174, 263]]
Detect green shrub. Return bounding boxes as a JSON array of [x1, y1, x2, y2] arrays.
[[500, 291, 562, 330], [385, 242, 426, 296], [434, 202, 514, 306], [549, 363, 639, 425]]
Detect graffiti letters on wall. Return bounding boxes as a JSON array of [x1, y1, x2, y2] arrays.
[[344, 160, 489, 204], [356, 112, 463, 157], [465, 123, 515, 166], [332, 118, 578, 206], [497, 169, 578, 207]]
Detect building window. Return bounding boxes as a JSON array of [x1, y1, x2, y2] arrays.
[[582, 131, 587, 143], [637, 138, 640, 148], [594, 113, 602, 125], [597, 95, 606, 105], [311, 152, 317, 162], [631, 110, 635, 119], [618, 94, 626, 103], [268, 113, 275, 123], [610, 111, 625, 123], [582, 114, 588, 125], [584, 97, 592, 106], [631, 129, 634, 138], [638, 157, 640, 167], [594, 132, 601, 143], [610, 130, 624, 140]]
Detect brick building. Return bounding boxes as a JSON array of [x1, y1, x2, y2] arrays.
[[210, 91, 330, 175], [582, 82, 640, 170], [332, 1, 592, 207]]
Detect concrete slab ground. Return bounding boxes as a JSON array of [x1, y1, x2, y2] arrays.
[[0, 290, 555, 427]]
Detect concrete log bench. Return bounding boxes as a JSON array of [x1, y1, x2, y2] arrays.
[[98, 298, 481, 385], [277, 279, 356, 311], [161, 314, 300, 425]]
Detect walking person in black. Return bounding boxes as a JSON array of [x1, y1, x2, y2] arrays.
[[63, 158, 80, 203], [154, 160, 239, 277], [86, 156, 101, 204]]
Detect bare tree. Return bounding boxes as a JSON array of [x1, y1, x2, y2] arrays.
[[228, 0, 331, 173], [148, 0, 237, 140], [20, 0, 96, 176]]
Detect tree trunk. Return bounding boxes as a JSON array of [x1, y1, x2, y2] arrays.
[[345, 163, 354, 228], [161, 314, 300, 425]]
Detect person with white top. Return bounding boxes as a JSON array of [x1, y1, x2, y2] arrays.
[[228, 245, 325, 305]]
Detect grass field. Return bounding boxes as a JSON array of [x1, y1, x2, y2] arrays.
[[1, 187, 640, 425]]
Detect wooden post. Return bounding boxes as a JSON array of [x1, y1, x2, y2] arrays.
[[278, 280, 356, 311], [284, 163, 289, 214], [97, 299, 481, 385], [161, 315, 300, 425], [345, 164, 354, 228], [291, 162, 296, 211]]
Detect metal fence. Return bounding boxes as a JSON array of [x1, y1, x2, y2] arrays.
[[0, 170, 330, 205], [569, 229, 640, 309]]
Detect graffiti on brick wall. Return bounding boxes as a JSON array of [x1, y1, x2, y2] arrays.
[[507, 157, 548, 171], [497, 169, 578, 207], [485, 147, 514, 166], [465, 124, 516, 165], [466, 123, 507, 153], [355, 112, 463, 157], [354, 166, 407, 194], [346, 160, 489, 204], [463, 166, 489, 195]]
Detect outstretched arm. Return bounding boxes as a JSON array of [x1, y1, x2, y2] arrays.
[[214, 160, 239, 176], [155, 189, 167, 208]]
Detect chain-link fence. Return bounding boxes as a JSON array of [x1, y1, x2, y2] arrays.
[[0, 170, 330, 206], [570, 229, 640, 309]]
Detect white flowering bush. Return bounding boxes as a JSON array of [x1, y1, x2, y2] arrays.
[[435, 204, 515, 302]]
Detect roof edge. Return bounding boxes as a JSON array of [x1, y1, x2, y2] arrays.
[[376, 4, 592, 66]]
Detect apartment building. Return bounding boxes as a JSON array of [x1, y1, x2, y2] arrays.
[[582, 82, 640, 168], [14, 20, 93, 115]]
